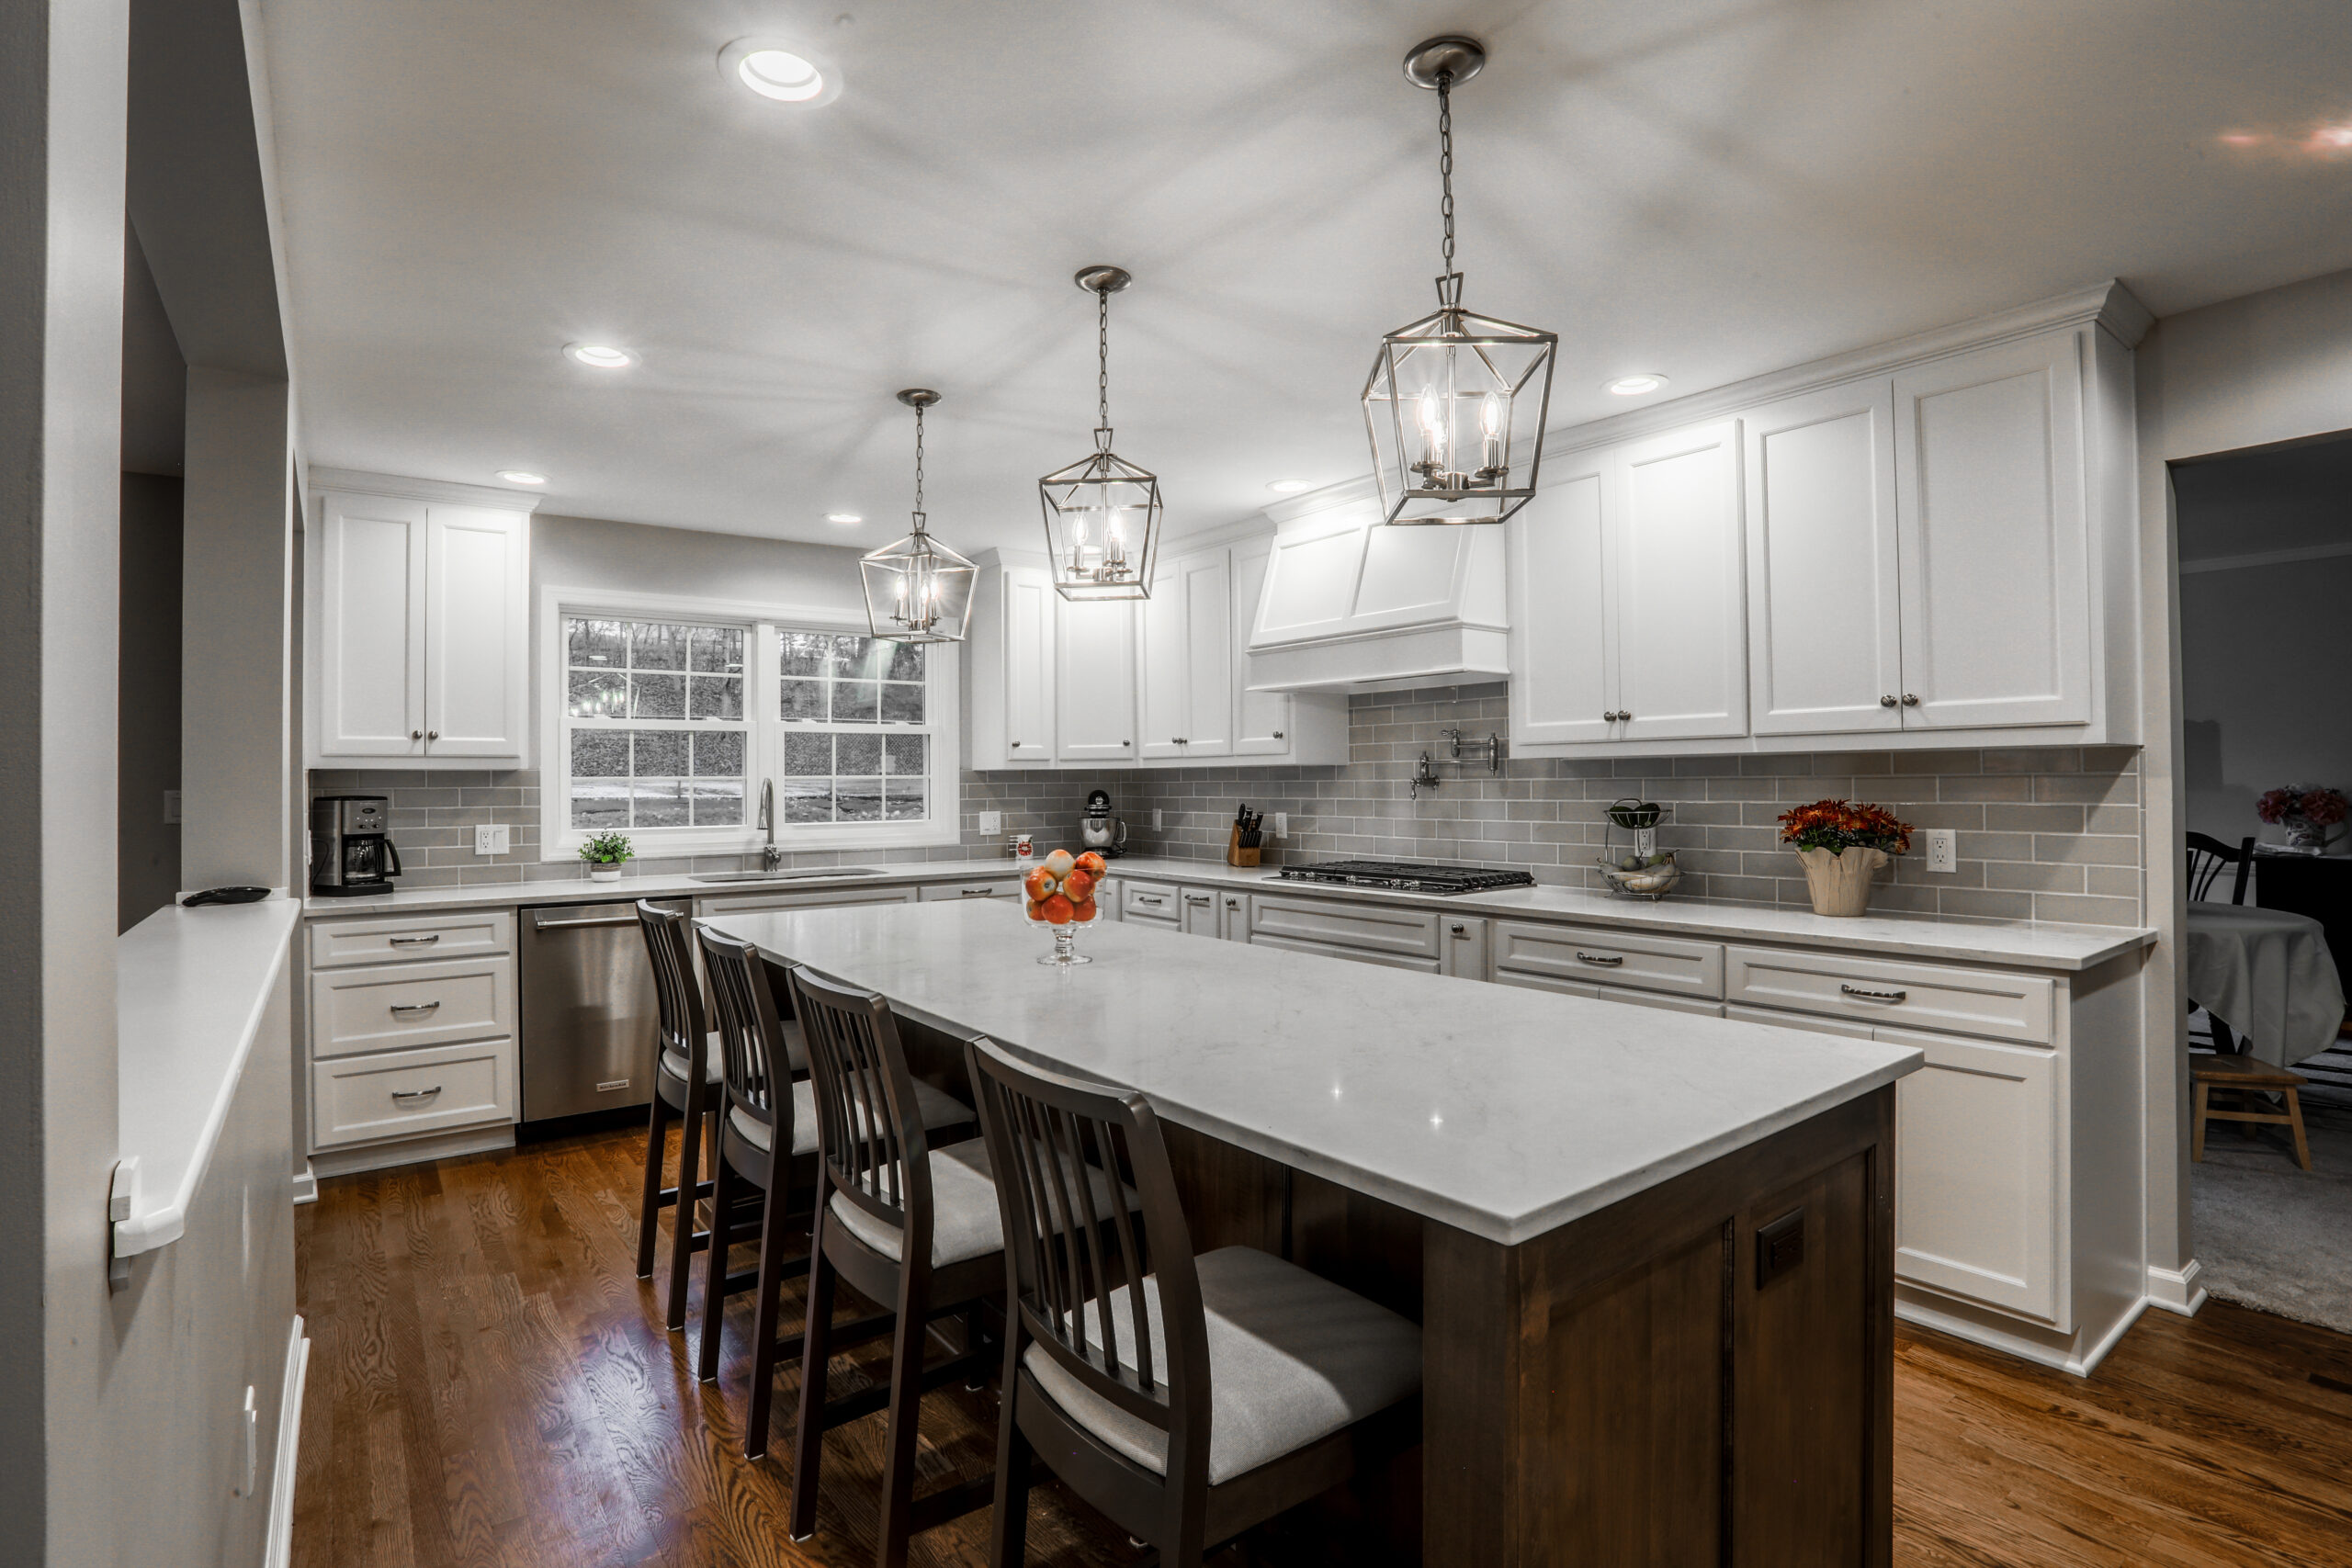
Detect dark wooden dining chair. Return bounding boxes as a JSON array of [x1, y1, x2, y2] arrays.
[[2187, 832, 2256, 905], [786, 964, 998, 1566], [963, 1034, 1424, 1568], [635, 901, 732, 1329]]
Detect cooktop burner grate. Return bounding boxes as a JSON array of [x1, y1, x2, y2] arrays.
[[1274, 859, 1537, 895]]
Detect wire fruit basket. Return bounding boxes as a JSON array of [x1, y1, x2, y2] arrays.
[[1595, 797, 1680, 900]]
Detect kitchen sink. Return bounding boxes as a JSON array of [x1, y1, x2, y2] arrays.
[[689, 867, 884, 884]]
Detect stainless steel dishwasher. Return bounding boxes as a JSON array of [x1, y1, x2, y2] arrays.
[[519, 897, 688, 1122]]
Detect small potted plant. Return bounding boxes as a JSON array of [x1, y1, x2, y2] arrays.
[[580, 829, 634, 882], [2256, 784, 2348, 854], [1779, 799, 1913, 918]]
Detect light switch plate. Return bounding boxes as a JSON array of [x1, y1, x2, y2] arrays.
[[475, 823, 511, 856], [1925, 828, 1958, 874], [163, 789, 181, 825], [1274, 812, 1287, 840], [1152, 808, 1163, 830], [978, 810, 1002, 834]]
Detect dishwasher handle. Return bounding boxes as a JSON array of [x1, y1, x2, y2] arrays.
[[531, 909, 643, 931]]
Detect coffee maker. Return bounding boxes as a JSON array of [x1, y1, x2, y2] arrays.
[[310, 795, 404, 897]]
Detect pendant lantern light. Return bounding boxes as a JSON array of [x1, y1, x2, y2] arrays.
[[1363, 36, 1557, 526], [1039, 265, 1162, 600], [860, 389, 977, 642]]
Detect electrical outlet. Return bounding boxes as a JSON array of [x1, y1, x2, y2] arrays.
[[474, 823, 511, 856], [1274, 812, 1288, 839], [1152, 807, 1163, 830], [1925, 828, 1958, 874], [163, 789, 181, 825], [978, 810, 1002, 834]]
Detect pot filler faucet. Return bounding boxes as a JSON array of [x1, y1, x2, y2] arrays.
[[759, 779, 785, 869]]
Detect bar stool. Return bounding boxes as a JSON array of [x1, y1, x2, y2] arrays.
[[785, 964, 1003, 1567], [635, 900, 750, 1329], [965, 1034, 1424, 1568]]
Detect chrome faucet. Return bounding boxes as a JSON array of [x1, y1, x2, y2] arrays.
[[758, 779, 784, 869]]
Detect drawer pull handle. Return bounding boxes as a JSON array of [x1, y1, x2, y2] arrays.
[[1575, 952, 1624, 966], [389, 933, 441, 946], [1839, 984, 1908, 1003], [960, 886, 994, 897], [1451, 923, 1467, 935], [1186, 894, 1211, 905], [1136, 895, 1164, 906], [390, 1086, 443, 1103], [389, 1000, 442, 1017]]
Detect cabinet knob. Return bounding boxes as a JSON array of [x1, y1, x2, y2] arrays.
[[1880, 694, 1898, 708], [426, 730, 439, 741], [1272, 730, 1283, 739], [411, 729, 424, 740], [1122, 740, 1130, 746], [1450, 923, 1466, 935], [1900, 694, 1919, 707]]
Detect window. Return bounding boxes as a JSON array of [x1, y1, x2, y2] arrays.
[[540, 591, 959, 859]]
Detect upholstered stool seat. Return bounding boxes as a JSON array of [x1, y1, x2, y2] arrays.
[[829, 1136, 1136, 1271]]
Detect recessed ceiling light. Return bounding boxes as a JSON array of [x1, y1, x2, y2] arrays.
[[718, 38, 844, 108], [825, 512, 863, 525], [496, 470, 548, 486], [1266, 479, 1317, 494], [565, 343, 636, 369], [1603, 373, 1668, 397]]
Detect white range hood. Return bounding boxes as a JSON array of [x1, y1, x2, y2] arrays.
[[1242, 482, 1509, 693]]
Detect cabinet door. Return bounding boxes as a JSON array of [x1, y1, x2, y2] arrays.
[[1002, 568, 1057, 763], [1217, 889, 1250, 941], [1179, 886, 1220, 937], [1440, 914, 1488, 980], [1893, 333, 2091, 729], [1875, 1022, 2063, 1325], [1136, 565, 1188, 759], [423, 505, 528, 759], [1181, 551, 1234, 756], [1230, 536, 1293, 756], [1745, 382, 1904, 736], [316, 492, 428, 758], [1612, 421, 1747, 741], [1055, 597, 1136, 761], [1509, 461, 1617, 746]]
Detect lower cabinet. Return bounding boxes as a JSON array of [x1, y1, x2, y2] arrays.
[[919, 879, 1017, 902], [313, 1037, 516, 1147], [1493, 920, 1724, 1003], [1180, 886, 1221, 937], [1122, 879, 1181, 927]]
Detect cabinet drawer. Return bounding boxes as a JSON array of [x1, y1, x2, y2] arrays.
[[311, 953, 514, 1059], [312, 1037, 516, 1148], [1250, 932, 1442, 975], [919, 879, 1016, 902], [1493, 921, 1724, 1000], [1723, 945, 2053, 1044], [1123, 880, 1181, 923], [695, 886, 919, 917], [1494, 970, 1724, 1016], [1248, 897, 1441, 961], [309, 908, 514, 968], [1724, 1002, 1875, 1041], [1881, 1023, 2063, 1325]]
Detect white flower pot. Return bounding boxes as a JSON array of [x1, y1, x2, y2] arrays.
[[587, 866, 624, 883], [1795, 845, 1889, 918]]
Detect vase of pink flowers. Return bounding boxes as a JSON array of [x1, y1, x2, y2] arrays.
[[2257, 784, 2349, 854]]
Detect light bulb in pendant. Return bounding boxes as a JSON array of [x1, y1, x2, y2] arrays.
[[1478, 392, 1505, 480], [1417, 388, 1445, 463]]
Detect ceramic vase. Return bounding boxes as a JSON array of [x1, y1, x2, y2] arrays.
[[588, 865, 623, 883], [1796, 845, 1888, 918]]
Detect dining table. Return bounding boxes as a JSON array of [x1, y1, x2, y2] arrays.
[[2184, 899, 2347, 1066]]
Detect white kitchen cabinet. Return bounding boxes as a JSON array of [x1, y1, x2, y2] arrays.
[[1612, 421, 1747, 742], [1217, 889, 1250, 940], [1507, 460, 1616, 747], [1893, 333, 2091, 730], [1439, 914, 1488, 980], [1743, 381, 1905, 737], [1136, 549, 1233, 759], [1179, 886, 1221, 937], [967, 559, 1058, 768], [308, 478, 534, 767], [1230, 537, 1295, 756], [1055, 596, 1137, 762]]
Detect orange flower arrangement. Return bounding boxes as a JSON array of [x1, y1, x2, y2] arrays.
[[1778, 798, 1913, 857]]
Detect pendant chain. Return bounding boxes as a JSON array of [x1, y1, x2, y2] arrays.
[[1438, 73, 1456, 277], [911, 404, 925, 525], [1095, 283, 1113, 444]]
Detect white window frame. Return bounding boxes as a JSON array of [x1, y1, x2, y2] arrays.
[[537, 585, 962, 861]]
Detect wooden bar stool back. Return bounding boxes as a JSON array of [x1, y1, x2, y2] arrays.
[[634, 900, 718, 1329], [2191, 1052, 2315, 1170], [786, 964, 994, 1567], [965, 1035, 1423, 1568], [691, 926, 838, 1451]]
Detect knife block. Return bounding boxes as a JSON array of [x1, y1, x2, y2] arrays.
[[1227, 826, 1261, 868]]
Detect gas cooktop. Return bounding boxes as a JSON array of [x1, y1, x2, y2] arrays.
[[1273, 860, 1537, 895]]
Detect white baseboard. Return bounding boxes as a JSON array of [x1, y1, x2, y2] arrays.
[[2144, 1258, 2207, 1316], [264, 1314, 311, 1568], [310, 1123, 514, 1179], [290, 1163, 317, 1206], [1895, 1288, 2149, 1377]]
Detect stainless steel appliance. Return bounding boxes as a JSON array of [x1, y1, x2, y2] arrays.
[[1273, 859, 1535, 895], [519, 897, 688, 1122], [309, 795, 403, 897]]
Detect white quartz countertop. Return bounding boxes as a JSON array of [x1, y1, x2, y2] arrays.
[[305, 853, 2151, 971], [708, 899, 1925, 1246], [117, 895, 301, 1256]]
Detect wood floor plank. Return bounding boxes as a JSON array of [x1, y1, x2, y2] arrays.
[[295, 1124, 2352, 1568]]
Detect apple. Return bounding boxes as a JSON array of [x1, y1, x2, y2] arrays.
[[1039, 893, 1075, 925], [1070, 897, 1098, 922], [1074, 851, 1107, 876], [1043, 848, 1076, 878], [1023, 866, 1057, 901]]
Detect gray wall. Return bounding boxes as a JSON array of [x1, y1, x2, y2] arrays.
[[2180, 557, 2352, 852], [119, 473, 185, 929]]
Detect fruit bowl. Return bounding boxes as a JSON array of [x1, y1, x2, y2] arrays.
[[1023, 848, 1105, 965]]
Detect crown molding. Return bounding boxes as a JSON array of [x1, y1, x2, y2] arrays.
[[1261, 472, 1382, 526], [306, 467, 546, 513]]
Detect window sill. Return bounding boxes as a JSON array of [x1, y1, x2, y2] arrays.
[[541, 818, 963, 862]]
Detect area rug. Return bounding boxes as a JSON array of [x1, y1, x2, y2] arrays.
[[2190, 1076, 2352, 1334]]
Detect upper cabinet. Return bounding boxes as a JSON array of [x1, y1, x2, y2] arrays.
[[1245, 510, 1508, 692], [307, 476, 534, 768], [1055, 596, 1137, 762], [1612, 421, 1747, 743], [1137, 548, 1235, 759]]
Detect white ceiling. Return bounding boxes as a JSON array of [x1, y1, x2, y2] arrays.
[[264, 0, 2352, 553]]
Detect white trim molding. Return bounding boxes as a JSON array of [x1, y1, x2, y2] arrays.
[[2144, 1258, 2208, 1316], [264, 1314, 312, 1568], [307, 465, 545, 513]]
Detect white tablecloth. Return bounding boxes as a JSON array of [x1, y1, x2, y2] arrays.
[[2185, 902, 2347, 1067]]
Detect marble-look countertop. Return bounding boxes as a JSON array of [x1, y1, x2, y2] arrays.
[[303, 852, 2152, 972], [708, 899, 1924, 1246], [117, 895, 301, 1255]]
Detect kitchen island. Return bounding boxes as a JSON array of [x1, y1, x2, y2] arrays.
[[710, 897, 1924, 1566]]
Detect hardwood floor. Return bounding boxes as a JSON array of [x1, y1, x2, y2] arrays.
[[294, 1125, 2352, 1568]]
